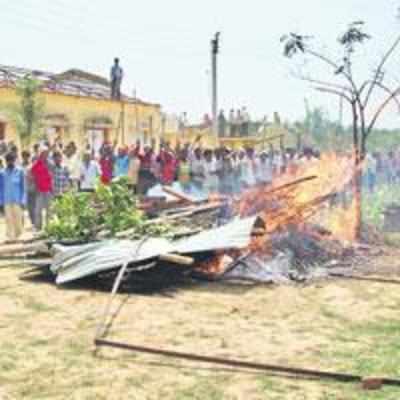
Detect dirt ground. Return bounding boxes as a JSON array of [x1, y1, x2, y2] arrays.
[[1, 246, 400, 399]]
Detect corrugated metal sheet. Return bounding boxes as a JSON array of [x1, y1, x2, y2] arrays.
[[52, 217, 257, 285], [54, 239, 173, 285], [173, 217, 257, 254]]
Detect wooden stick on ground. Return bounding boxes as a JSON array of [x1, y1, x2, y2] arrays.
[[95, 237, 150, 341], [144, 202, 224, 226], [162, 186, 198, 205], [330, 273, 400, 285], [159, 254, 194, 266], [0, 241, 49, 257]]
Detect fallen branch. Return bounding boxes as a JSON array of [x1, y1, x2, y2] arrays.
[[261, 175, 318, 196]]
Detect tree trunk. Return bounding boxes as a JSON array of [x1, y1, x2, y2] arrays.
[[351, 102, 362, 241], [353, 159, 363, 241]]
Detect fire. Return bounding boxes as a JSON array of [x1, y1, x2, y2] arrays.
[[195, 253, 234, 276], [238, 152, 359, 243], [196, 152, 361, 279], [322, 199, 359, 243]]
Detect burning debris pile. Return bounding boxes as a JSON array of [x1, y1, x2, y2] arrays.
[[186, 152, 369, 285], [1, 153, 374, 290]]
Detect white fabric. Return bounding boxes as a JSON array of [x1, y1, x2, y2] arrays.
[[80, 160, 100, 190], [190, 158, 204, 183], [66, 153, 81, 180], [203, 159, 219, 191], [241, 157, 257, 186], [257, 160, 273, 183]]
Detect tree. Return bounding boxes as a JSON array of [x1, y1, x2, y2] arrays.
[[12, 75, 45, 147], [295, 101, 345, 150], [281, 22, 400, 238]]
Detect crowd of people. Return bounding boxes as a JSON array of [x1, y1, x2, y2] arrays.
[[0, 134, 396, 242], [364, 151, 400, 193], [190, 107, 254, 137], [0, 138, 321, 242]]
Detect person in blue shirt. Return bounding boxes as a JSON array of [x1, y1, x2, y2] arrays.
[[0, 152, 26, 242], [114, 147, 129, 178]]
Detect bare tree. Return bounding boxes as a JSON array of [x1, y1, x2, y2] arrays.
[[281, 22, 400, 238]]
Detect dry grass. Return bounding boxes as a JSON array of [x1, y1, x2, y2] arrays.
[[1, 250, 400, 399]]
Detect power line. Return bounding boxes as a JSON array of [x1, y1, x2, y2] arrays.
[[0, 0, 214, 106], [1, 14, 204, 64], [0, 0, 200, 53]]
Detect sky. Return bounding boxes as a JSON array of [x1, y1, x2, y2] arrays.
[[1, 0, 400, 127]]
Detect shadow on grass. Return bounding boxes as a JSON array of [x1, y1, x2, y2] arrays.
[[18, 263, 260, 297]]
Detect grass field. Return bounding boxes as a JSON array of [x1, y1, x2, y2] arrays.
[[1, 247, 400, 399]]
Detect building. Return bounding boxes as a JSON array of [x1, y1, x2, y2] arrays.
[[0, 65, 162, 151]]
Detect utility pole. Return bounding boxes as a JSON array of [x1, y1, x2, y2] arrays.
[[211, 32, 220, 137]]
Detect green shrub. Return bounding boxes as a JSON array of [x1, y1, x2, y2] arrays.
[[46, 178, 172, 241], [362, 185, 400, 229]]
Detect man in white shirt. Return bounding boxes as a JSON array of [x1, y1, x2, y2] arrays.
[[202, 149, 219, 194], [240, 148, 258, 188], [80, 152, 100, 191], [190, 148, 205, 191], [257, 152, 273, 185], [65, 143, 81, 190]]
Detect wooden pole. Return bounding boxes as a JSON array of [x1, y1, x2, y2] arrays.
[[95, 237, 149, 340], [95, 339, 400, 388], [162, 186, 197, 204]]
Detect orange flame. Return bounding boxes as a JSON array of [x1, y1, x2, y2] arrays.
[[238, 152, 359, 243]]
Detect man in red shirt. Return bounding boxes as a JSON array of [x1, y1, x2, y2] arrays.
[[30, 146, 53, 231], [159, 147, 177, 185], [135, 142, 156, 194], [99, 143, 115, 184]]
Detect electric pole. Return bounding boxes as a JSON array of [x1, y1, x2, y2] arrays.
[[211, 32, 220, 137]]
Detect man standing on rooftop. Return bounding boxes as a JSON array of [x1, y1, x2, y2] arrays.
[[110, 58, 123, 100]]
